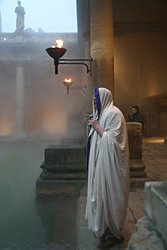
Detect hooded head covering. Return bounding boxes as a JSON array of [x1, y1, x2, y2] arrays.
[[87, 88, 113, 174], [93, 87, 113, 120]]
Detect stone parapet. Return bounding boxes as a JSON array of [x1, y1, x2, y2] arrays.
[[0, 32, 78, 45], [36, 144, 87, 197]]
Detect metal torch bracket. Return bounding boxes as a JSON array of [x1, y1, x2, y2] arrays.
[[58, 57, 93, 76], [66, 85, 86, 95]]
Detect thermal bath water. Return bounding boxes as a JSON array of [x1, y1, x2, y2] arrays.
[[0, 141, 76, 250]]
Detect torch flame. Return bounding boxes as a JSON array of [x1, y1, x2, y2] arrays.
[[64, 79, 72, 82], [56, 39, 64, 48]]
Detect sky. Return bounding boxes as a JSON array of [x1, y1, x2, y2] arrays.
[[0, 0, 78, 33]]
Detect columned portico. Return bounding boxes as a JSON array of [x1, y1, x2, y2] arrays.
[[90, 0, 114, 94]]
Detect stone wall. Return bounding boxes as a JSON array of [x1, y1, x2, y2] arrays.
[[114, 33, 167, 137]]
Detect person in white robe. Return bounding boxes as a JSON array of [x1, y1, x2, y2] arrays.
[[85, 87, 130, 249]]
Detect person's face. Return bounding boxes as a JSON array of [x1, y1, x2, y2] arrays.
[[132, 108, 137, 114], [93, 97, 97, 108]]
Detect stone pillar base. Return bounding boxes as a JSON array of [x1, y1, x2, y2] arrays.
[[130, 176, 152, 188], [130, 159, 146, 178], [14, 33, 24, 42], [14, 129, 27, 140], [130, 159, 149, 187]]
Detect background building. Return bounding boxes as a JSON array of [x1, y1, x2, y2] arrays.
[[0, 0, 167, 140]]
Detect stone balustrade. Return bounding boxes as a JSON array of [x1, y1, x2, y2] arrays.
[[0, 32, 78, 44]]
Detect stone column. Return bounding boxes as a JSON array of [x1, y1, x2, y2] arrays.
[[15, 61, 27, 139], [84, 32, 92, 115], [83, 31, 93, 140], [90, 0, 114, 94]]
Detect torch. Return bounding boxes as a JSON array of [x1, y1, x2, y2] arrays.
[[63, 79, 73, 95], [46, 39, 67, 74]]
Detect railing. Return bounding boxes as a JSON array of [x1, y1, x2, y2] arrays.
[[0, 32, 78, 45]]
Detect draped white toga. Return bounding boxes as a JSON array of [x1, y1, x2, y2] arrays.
[[85, 88, 130, 239]]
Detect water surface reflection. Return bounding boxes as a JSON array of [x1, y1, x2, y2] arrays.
[[0, 141, 76, 250]]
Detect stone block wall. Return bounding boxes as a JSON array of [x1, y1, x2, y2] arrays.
[[141, 96, 167, 137]]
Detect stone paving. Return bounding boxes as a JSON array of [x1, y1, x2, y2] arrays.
[[76, 137, 167, 250]]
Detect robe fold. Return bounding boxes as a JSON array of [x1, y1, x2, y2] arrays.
[[85, 88, 130, 239]]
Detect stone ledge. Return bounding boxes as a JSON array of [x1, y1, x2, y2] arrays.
[[126, 216, 167, 250], [36, 177, 87, 198], [144, 181, 167, 243], [39, 170, 87, 180], [40, 162, 86, 172]]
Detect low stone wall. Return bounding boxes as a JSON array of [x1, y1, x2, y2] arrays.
[[36, 145, 87, 198]]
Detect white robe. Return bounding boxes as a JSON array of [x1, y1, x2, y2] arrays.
[[85, 88, 130, 239]]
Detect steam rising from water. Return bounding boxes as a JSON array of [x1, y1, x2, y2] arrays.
[[0, 142, 76, 249], [0, 40, 85, 141]]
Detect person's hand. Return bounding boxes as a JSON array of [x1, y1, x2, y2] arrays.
[[88, 119, 92, 127], [88, 118, 104, 137], [128, 114, 133, 118], [88, 118, 99, 129]]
